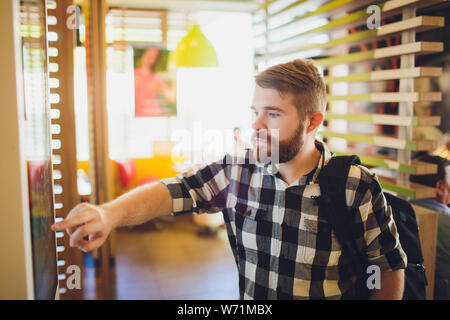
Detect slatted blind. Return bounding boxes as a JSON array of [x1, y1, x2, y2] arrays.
[[46, 0, 84, 299], [253, 0, 448, 199], [104, 8, 188, 159], [105, 8, 188, 76], [106, 8, 188, 48]]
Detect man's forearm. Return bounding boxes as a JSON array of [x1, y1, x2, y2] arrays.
[[101, 181, 173, 228], [370, 269, 405, 300]]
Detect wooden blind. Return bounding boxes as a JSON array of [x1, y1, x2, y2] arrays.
[[47, 0, 84, 299], [106, 8, 188, 49], [253, 0, 447, 198], [253, 0, 447, 299]]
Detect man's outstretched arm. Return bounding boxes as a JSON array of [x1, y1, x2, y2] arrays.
[[51, 181, 173, 252], [52, 153, 232, 253]]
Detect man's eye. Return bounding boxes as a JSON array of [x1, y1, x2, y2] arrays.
[[269, 113, 279, 118]]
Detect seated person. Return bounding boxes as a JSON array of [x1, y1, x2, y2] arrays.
[[410, 153, 450, 299]]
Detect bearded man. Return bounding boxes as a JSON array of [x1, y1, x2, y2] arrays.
[[52, 59, 407, 300]]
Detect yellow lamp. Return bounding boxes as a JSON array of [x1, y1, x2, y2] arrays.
[[175, 24, 218, 67]]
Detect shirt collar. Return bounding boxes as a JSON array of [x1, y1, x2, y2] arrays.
[[311, 138, 334, 184], [411, 198, 450, 214], [257, 138, 334, 186]]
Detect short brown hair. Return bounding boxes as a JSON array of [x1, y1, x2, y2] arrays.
[[254, 59, 327, 120], [410, 153, 450, 187]]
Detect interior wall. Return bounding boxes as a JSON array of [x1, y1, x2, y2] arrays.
[[0, 0, 35, 299]]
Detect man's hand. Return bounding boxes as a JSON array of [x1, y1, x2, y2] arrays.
[[51, 203, 115, 253], [370, 269, 405, 300], [50, 181, 174, 252]]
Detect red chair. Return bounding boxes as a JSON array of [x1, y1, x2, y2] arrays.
[[115, 159, 137, 189], [137, 174, 160, 186]]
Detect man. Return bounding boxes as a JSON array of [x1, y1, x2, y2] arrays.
[[52, 59, 407, 300], [410, 154, 450, 299]]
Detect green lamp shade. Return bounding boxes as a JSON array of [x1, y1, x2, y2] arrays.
[[175, 24, 218, 68]]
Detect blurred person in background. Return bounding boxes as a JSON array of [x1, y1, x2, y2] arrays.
[[410, 153, 450, 299]]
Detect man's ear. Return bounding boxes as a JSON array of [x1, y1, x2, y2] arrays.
[[436, 180, 444, 198], [306, 111, 324, 134], [436, 180, 444, 191]]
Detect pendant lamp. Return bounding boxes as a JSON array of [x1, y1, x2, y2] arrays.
[[174, 24, 218, 67]]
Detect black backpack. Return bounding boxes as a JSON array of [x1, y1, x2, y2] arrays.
[[315, 155, 427, 300]]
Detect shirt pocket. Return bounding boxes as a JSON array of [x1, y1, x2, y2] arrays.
[[234, 200, 268, 220], [233, 203, 270, 252], [298, 217, 341, 266]]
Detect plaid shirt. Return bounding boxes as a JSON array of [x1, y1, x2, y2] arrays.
[[161, 139, 407, 299]]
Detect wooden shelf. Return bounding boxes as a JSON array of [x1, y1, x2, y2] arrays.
[[254, 0, 448, 34], [325, 113, 441, 126], [258, 29, 376, 59], [371, 66, 442, 80], [323, 67, 443, 84], [255, 0, 329, 21], [377, 15, 444, 36], [260, 15, 444, 60], [314, 41, 443, 67], [253, 0, 448, 59], [319, 129, 437, 151], [374, 41, 443, 58], [327, 92, 441, 102], [254, 0, 375, 36], [255, 9, 367, 46], [332, 150, 438, 175], [379, 175, 436, 199], [382, 0, 450, 12]]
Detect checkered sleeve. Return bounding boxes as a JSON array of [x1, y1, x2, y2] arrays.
[[346, 165, 408, 272], [160, 155, 232, 216]]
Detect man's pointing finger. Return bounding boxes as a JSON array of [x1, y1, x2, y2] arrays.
[[51, 212, 91, 232]]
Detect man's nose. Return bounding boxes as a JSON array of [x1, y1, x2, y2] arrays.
[[252, 115, 267, 131]]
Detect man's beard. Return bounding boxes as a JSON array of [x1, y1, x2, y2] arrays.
[[254, 123, 305, 165]]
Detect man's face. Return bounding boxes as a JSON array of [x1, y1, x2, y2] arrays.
[[250, 85, 306, 164], [443, 181, 450, 205], [438, 166, 450, 205]]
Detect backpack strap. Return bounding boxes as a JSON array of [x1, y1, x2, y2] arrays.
[[316, 155, 361, 245], [314, 155, 370, 299], [317, 155, 360, 238]]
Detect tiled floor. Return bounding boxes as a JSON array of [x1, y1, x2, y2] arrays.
[[85, 214, 240, 300]]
